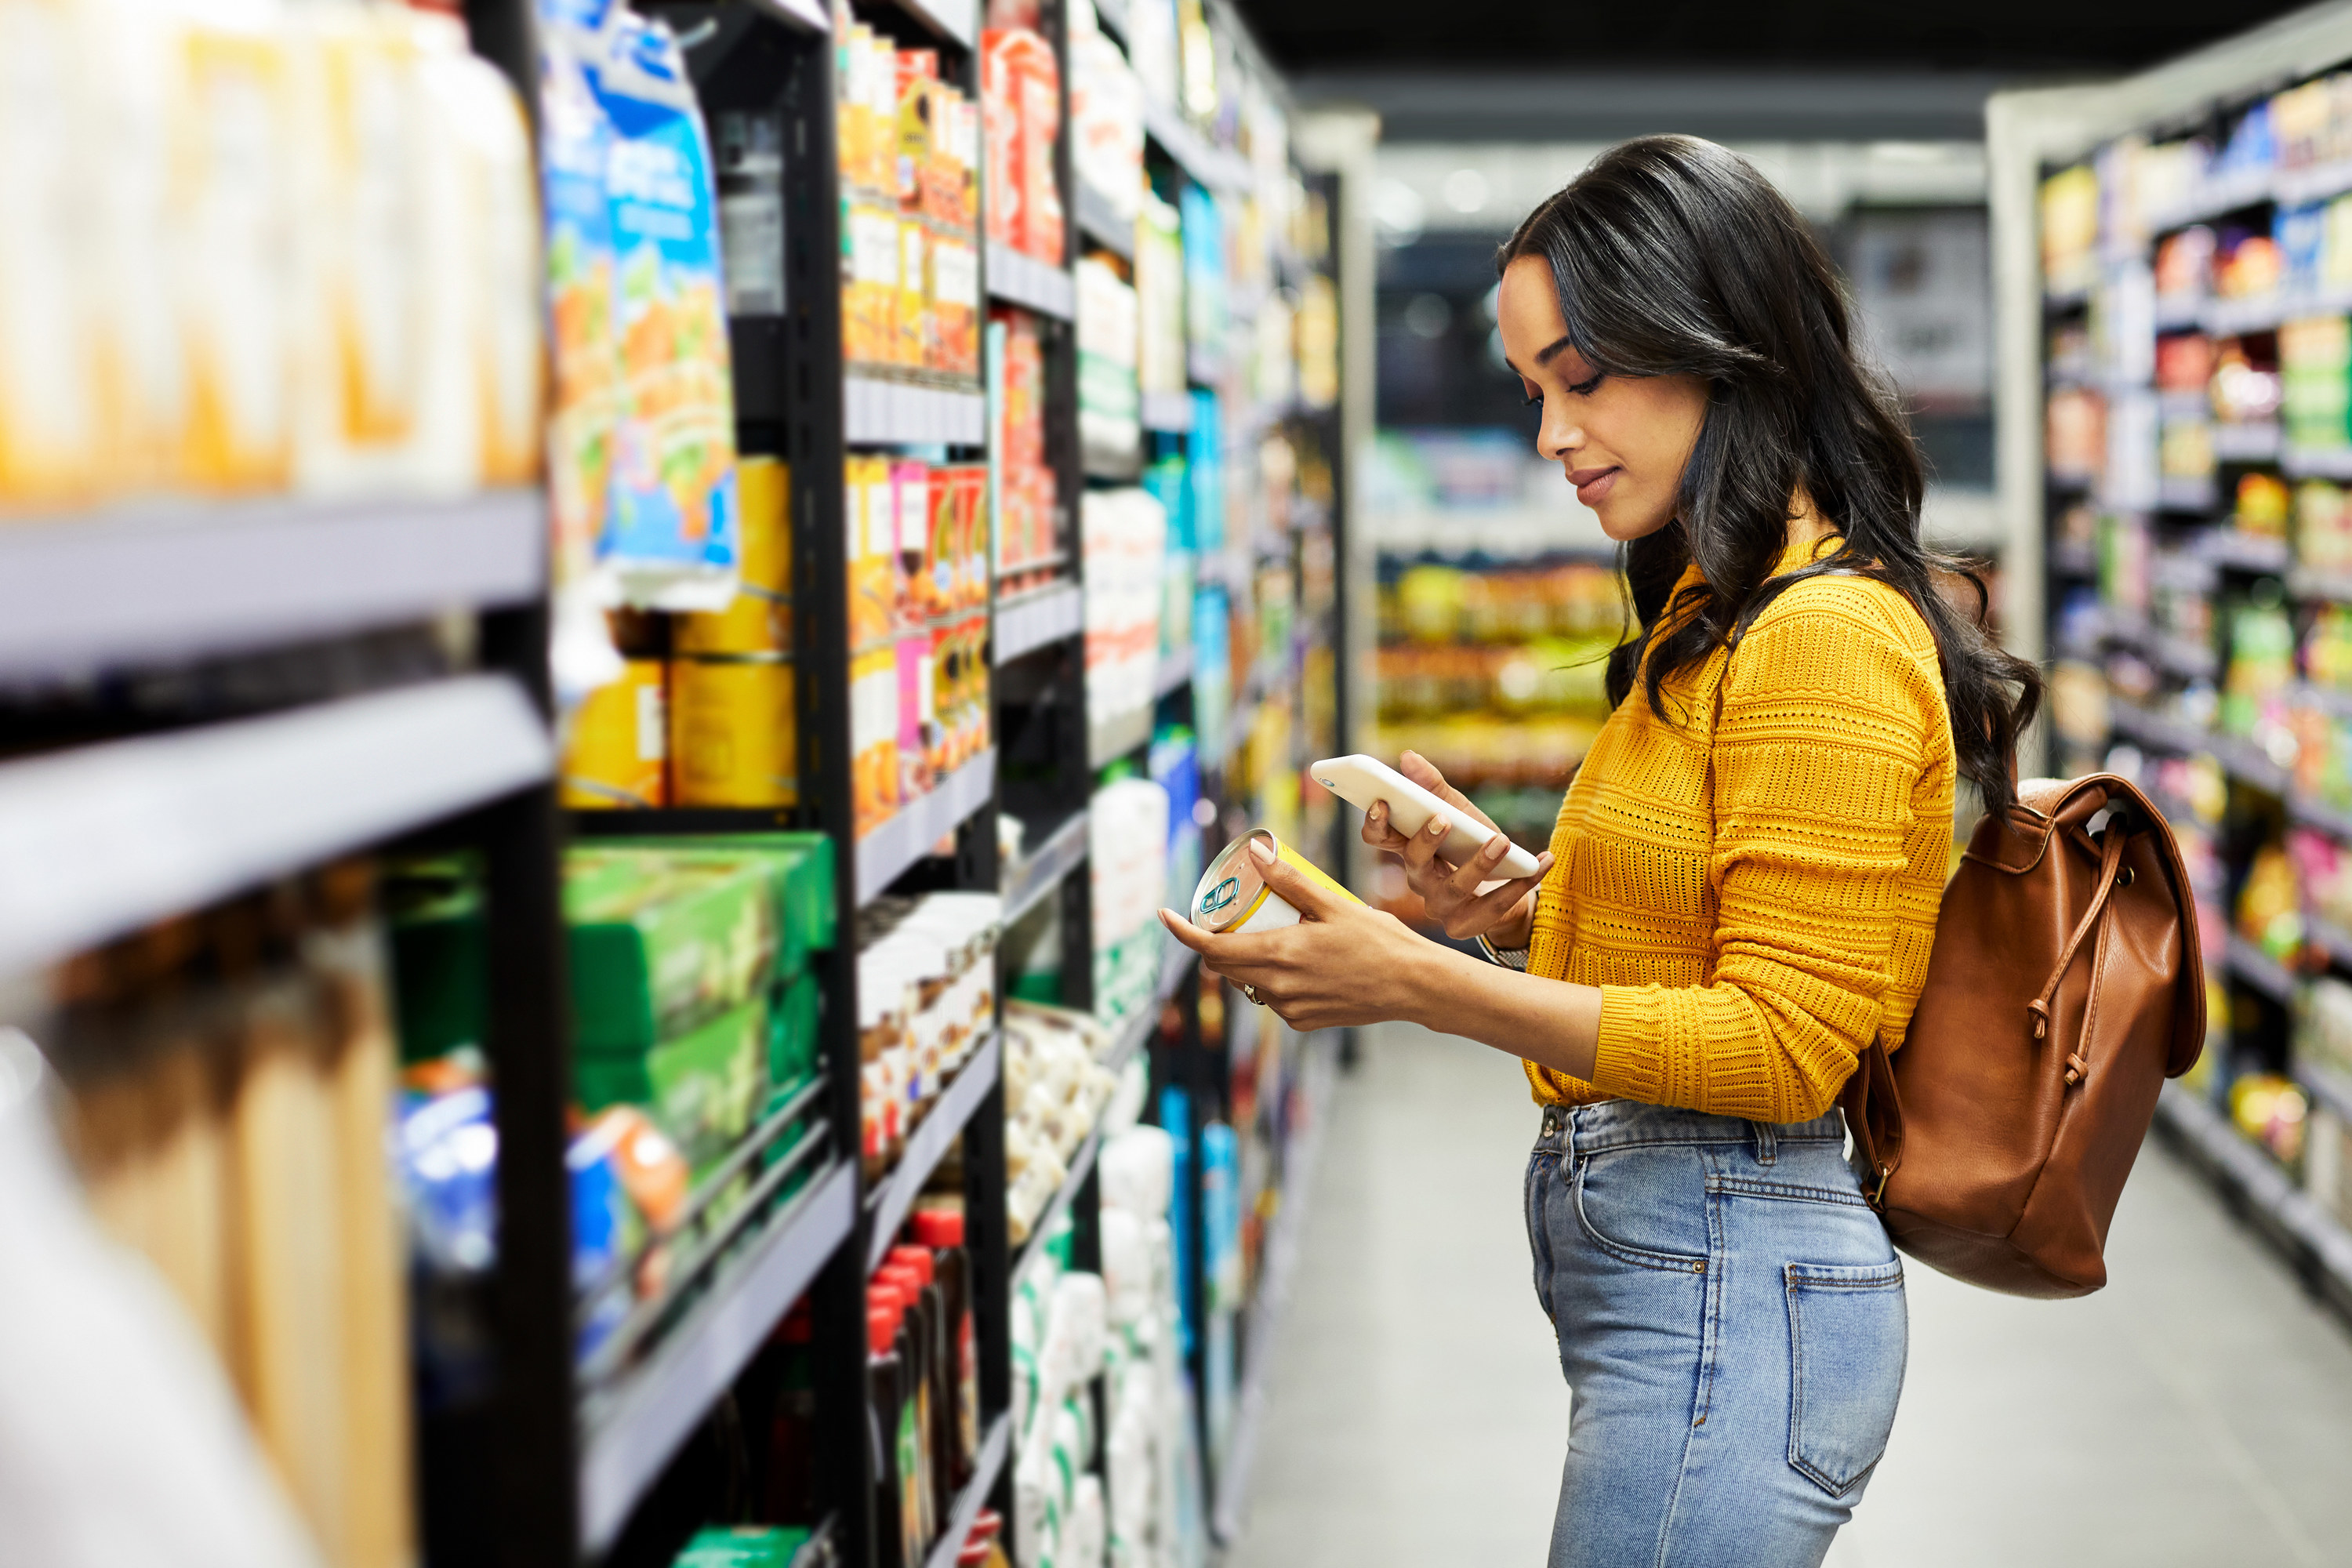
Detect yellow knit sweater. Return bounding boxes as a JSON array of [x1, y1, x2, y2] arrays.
[[1523, 539, 1955, 1121]]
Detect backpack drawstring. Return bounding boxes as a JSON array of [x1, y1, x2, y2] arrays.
[[2024, 824, 2131, 1068]]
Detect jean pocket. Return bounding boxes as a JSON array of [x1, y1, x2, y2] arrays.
[[1573, 1145, 1710, 1272], [1784, 1259, 1907, 1497]]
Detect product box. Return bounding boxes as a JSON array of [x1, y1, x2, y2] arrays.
[[565, 851, 777, 1054], [575, 996, 768, 1174], [587, 833, 837, 978], [774, 966, 822, 1087], [673, 1525, 808, 1567]]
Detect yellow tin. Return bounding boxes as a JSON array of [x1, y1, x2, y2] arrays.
[[677, 456, 794, 653], [1192, 829, 1360, 935], [670, 652, 799, 808], [561, 658, 668, 809]]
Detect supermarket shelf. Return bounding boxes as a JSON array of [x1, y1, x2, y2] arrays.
[[985, 241, 1075, 321], [1012, 946, 1196, 1284], [2152, 1081, 2352, 1326], [2105, 615, 2216, 681], [1141, 390, 1196, 433], [1087, 705, 1152, 770], [1142, 99, 1250, 192], [2292, 567, 2352, 603], [1002, 808, 1089, 924], [2298, 1058, 2352, 1126], [579, 1160, 857, 1553], [2211, 422, 2284, 463], [2201, 529, 2292, 573], [0, 674, 550, 981], [1074, 183, 1135, 261], [2215, 733, 2292, 796], [2285, 446, 2352, 481], [2310, 917, 2352, 972], [1154, 648, 1194, 699], [2274, 158, 2352, 206], [2155, 476, 2219, 514], [993, 579, 1083, 664], [0, 488, 542, 678], [2227, 935, 2299, 1005], [750, 0, 828, 30], [2050, 539, 2099, 578], [868, 1031, 1003, 1273], [2294, 791, 2352, 845], [844, 374, 987, 446], [1212, 1029, 1339, 1546], [857, 748, 999, 906], [893, 0, 972, 47], [920, 1414, 1011, 1568]]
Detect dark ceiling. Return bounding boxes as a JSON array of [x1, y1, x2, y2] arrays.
[[1232, 0, 2314, 74]]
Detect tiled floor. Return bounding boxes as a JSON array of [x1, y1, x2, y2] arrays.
[[1225, 1022, 2352, 1568]]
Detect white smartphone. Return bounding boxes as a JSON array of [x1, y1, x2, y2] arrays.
[[1309, 754, 1544, 878]]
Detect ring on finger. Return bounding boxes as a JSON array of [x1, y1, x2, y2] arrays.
[[1242, 982, 1265, 1006]]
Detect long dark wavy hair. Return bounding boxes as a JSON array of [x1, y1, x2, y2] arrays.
[[1498, 135, 2039, 817]]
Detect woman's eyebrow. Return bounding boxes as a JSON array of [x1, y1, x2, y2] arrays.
[[1534, 334, 1576, 366]]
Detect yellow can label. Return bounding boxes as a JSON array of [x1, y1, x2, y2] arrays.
[[670, 655, 798, 808], [561, 659, 666, 809]]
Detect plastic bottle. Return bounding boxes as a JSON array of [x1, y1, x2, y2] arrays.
[[913, 1207, 978, 1483], [888, 1243, 956, 1523], [866, 1301, 907, 1568], [762, 1305, 816, 1523], [873, 1270, 933, 1560]]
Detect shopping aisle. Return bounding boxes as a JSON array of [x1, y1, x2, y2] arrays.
[[1228, 1022, 2352, 1568]]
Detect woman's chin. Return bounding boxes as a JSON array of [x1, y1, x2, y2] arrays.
[[1595, 508, 1675, 544]]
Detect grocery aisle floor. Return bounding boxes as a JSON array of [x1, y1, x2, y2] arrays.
[[1226, 1022, 2352, 1568]]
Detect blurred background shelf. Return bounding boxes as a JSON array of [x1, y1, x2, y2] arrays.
[[855, 748, 998, 905], [0, 490, 542, 677]]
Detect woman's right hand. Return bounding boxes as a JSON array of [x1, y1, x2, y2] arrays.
[[1361, 751, 1553, 946]]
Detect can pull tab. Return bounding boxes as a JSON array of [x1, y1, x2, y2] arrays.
[[1199, 875, 1241, 918]]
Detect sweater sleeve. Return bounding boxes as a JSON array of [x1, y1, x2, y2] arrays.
[[1587, 590, 1939, 1122]]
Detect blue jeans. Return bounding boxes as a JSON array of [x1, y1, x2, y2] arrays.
[[1526, 1098, 1907, 1568]]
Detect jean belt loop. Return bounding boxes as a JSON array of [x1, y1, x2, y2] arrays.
[[1753, 1119, 1777, 1167]]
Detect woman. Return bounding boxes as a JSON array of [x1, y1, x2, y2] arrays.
[[1160, 136, 2039, 1566]]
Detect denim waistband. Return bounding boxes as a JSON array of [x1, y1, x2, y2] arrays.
[[1535, 1097, 1846, 1157]]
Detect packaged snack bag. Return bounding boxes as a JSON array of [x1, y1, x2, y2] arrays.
[[83, 0, 186, 492], [593, 9, 740, 609], [932, 231, 978, 378], [535, 0, 620, 591]]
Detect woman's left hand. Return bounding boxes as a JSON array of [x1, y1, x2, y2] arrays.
[[1156, 838, 1441, 1033]]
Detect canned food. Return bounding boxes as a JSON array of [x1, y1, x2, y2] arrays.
[[561, 658, 667, 809], [1192, 829, 1360, 935], [670, 652, 798, 808], [676, 456, 793, 653]]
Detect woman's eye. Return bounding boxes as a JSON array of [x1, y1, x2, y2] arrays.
[[1568, 372, 1605, 397]]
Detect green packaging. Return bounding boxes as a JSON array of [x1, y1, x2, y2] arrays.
[[582, 833, 837, 978], [566, 850, 776, 1054], [771, 967, 821, 1086], [575, 996, 769, 1173], [673, 1525, 808, 1566]]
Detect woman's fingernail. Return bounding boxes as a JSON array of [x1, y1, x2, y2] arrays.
[[1484, 838, 1504, 862], [1427, 815, 1448, 837], [1247, 837, 1276, 864]]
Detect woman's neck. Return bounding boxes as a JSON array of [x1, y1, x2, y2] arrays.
[[1785, 488, 1837, 555]]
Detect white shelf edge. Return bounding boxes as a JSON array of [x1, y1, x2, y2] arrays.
[[1003, 809, 1090, 925], [1074, 184, 1135, 261], [1141, 390, 1196, 433], [1087, 706, 1152, 771], [0, 674, 551, 980], [895, 0, 972, 46], [0, 489, 543, 677], [579, 1160, 857, 1553], [993, 580, 1084, 665], [2154, 1082, 2352, 1316], [867, 1031, 1003, 1274], [984, 241, 1076, 321], [1142, 99, 1250, 193], [1154, 649, 1193, 699], [844, 374, 988, 447], [856, 749, 999, 906], [920, 1414, 1012, 1568]]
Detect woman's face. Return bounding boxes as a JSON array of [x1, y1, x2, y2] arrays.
[[1497, 253, 1708, 543]]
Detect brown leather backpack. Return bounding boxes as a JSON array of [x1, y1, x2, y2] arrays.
[[1840, 775, 2206, 1298]]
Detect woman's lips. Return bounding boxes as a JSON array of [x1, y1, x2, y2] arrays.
[[1570, 466, 1620, 506]]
